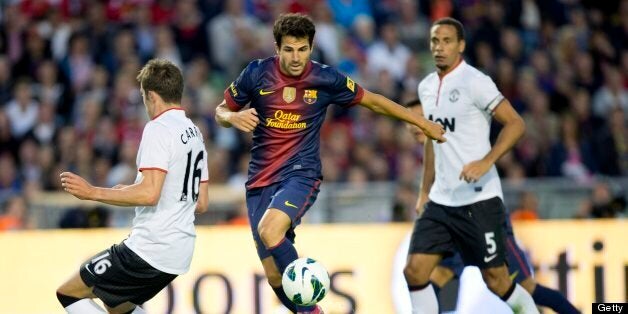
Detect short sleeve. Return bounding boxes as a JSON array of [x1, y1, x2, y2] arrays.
[[328, 68, 364, 108], [471, 73, 504, 114], [223, 61, 259, 111], [137, 123, 171, 173]]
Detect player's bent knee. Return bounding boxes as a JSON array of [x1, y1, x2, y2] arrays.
[[403, 263, 429, 285], [257, 223, 285, 247]]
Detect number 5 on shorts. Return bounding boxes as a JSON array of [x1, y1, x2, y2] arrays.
[[484, 232, 496, 255]]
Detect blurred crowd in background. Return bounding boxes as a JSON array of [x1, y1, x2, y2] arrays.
[[0, 0, 626, 230]]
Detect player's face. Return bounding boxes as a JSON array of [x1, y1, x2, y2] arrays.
[[276, 36, 312, 77], [430, 24, 465, 72], [405, 105, 427, 143]]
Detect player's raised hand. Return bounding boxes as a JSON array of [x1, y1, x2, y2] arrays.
[[60, 172, 95, 200], [420, 120, 447, 143], [229, 108, 260, 132], [459, 159, 492, 183]]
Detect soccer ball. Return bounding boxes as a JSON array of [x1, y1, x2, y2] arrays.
[[282, 257, 330, 306]]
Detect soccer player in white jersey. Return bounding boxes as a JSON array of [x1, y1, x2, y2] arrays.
[[403, 18, 539, 313], [56, 59, 209, 314]]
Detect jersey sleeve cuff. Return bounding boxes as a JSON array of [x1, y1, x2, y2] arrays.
[[484, 94, 504, 114], [139, 167, 168, 173], [223, 89, 243, 112], [346, 85, 365, 108]]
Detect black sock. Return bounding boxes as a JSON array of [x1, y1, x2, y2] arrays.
[[500, 282, 517, 301], [272, 286, 297, 313], [56, 292, 81, 307], [532, 284, 581, 314], [268, 238, 299, 273]]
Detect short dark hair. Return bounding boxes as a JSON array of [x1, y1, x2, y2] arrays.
[[404, 99, 422, 108], [136, 59, 183, 104], [433, 17, 465, 41], [273, 13, 316, 47]]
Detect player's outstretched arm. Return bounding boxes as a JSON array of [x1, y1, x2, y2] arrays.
[[195, 182, 209, 214], [358, 90, 446, 143], [60, 170, 166, 206], [215, 100, 259, 132]]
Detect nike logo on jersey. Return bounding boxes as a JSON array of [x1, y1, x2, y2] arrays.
[[260, 89, 275, 95], [285, 200, 298, 208], [484, 254, 497, 263]]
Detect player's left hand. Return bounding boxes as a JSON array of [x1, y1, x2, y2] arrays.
[[60, 172, 95, 200], [420, 120, 447, 143], [459, 159, 492, 183]]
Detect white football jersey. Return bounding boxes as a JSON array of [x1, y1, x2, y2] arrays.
[[418, 60, 504, 206], [124, 108, 208, 274]]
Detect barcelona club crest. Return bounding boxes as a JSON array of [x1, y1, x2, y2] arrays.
[[303, 89, 318, 104], [283, 87, 296, 103]]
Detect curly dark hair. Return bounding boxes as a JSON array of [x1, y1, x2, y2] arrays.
[[273, 13, 316, 47]]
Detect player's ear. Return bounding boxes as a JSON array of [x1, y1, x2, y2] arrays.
[[459, 39, 466, 54], [147, 90, 159, 103], [274, 42, 280, 55]]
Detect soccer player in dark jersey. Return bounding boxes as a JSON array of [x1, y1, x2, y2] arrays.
[[215, 13, 446, 314], [404, 99, 580, 313]]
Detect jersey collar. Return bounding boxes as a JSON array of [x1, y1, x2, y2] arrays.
[[274, 56, 313, 82], [437, 58, 464, 80], [152, 107, 185, 120]]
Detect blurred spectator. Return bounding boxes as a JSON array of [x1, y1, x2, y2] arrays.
[[0, 111, 17, 157], [593, 107, 628, 176], [0, 195, 30, 231], [511, 191, 539, 221], [173, 0, 209, 63], [207, 0, 261, 78], [576, 181, 626, 218], [5, 79, 39, 139], [311, 2, 343, 66], [0, 154, 21, 204], [592, 67, 628, 119], [327, 0, 371, 29], [0, 56, 13, 105], [396, 0, 429, 53], [366, 22, 410, 82], [521, 90, 559, 153], [547, 113, 596, 181], [59, 206, 111, 228]]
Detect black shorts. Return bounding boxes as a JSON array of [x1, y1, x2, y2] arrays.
[[409, 197, 507, 268], [79, 242, 177, 308]]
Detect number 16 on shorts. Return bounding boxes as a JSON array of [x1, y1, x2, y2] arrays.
[[85, 252, 111, 275]]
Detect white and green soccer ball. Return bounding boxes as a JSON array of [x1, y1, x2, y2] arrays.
[[282, 257, 330, 306]]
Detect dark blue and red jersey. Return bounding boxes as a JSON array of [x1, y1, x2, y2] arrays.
[[224, 56, 364, 189]]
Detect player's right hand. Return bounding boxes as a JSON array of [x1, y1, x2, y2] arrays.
[[60, 172, 94, 201], [229, 108, 260, 132], [421, 120, 446, 143]]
